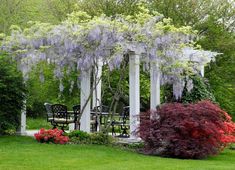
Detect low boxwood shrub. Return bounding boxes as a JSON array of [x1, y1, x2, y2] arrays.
[[68, 130, 113, 145], [67, 130, 90, 144], [34, 128, 69, 144], [139, 100, 235, 159], [90, 132, 114, 145]]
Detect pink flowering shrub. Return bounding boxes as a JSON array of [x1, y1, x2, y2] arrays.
[[34, 128, 69, 144]]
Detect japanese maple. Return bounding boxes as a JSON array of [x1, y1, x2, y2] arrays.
[[139, 100, 235, 159]]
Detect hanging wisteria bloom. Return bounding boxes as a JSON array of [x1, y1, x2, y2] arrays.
[[0, 6, 219, 97]]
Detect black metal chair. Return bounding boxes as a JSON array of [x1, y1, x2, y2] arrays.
[[72, 105, 81, 130], [111, 106, 130, 137], [44, 103, 53, 123], [50, 104, 76, 131], [92, 105, 110, 126]]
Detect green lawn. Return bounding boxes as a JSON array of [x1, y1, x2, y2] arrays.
[[27, 117, 52, 129], [0, 136, 235, 170]]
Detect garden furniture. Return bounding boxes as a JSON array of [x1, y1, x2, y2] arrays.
[[72, 105, 81, 130], [91, 105, 110, 126], [90, 105, 109, 132], [111, 106, 130, 137], [44, 103, 53, 123], [50, 104, 77, 131]]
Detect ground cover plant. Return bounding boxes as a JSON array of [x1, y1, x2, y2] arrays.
[[0, 136, 235, 170], [139, 100, 235, 159]]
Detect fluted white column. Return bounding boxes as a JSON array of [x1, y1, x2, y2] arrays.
[[80, 69, 91, 132], [19, 100, 26, 135], [129, 52, 140, 139], [200, 65, 204, 77], [92, 59, 103, 109], [150, 60, 161, 109]]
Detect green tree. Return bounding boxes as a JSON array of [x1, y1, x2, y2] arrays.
[[0, 54, 26, 135], [43, 0, 77, 22], [198, 19, 235, 116], [149, 0, 235, 116], [0, 0, 26, 33], [76, 0, 140, 17], [26, 62, 80, 118]]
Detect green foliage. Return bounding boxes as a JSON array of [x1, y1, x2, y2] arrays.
[[42, 0, 77, 22], [197, 19, 235, 117], [149, 0, 235, 117], [0, 0, 26, 34], [160, 84, 173, 103], [67, 130, 90, 142], [90, 132, 114, 145], [139, 71, 150, 110], [0, 54, 26, 135], [67, 130, 113, 145], [0, 0, 234, 119], [26, 117, 51, 130], [101, 66, 129, 111], [26, 62, 80, 118], [0, 0, 59, 34], [181, 75, 216, 103], [76, 0, 141, 17], [149, 0, 235, 29], [161, 75, 216, 104], [102, 65, 150, 111]]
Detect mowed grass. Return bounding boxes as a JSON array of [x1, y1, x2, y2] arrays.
[[0, 136, 235, 170], [27, 117, 52, 129]]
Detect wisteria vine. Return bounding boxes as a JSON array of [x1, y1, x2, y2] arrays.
[[0, 6, 219, 99]]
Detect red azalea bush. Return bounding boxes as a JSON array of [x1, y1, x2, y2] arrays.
[[139, 100, 235, 159], [34, 128, 69, 144]]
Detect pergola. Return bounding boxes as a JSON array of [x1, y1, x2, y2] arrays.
[[1, 11, 219, 138], [18, 50, 218, 138]]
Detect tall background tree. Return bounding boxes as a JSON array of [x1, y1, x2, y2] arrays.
[[149, 0, 235, 116], [0, 54, 26, 134]]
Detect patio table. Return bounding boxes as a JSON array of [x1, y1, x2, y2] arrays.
[[67, 110, 128, 136]]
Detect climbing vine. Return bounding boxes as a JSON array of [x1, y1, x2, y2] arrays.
[[1, 5, 218, 99]]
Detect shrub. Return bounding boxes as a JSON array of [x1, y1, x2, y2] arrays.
[[139, 100, 235, 159], [68, 130, 113, 145], [0, 54, 26, 135], [67, 130, 90, 144], [90, 132, 114, 145], [34, 128, 69, 144]]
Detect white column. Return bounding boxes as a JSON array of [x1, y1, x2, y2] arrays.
[[129, 52, 140, 139], [200, 65, 204, 77], [80, 70, 91, 132], [150, 61, 161, 110], [92, 59, 103, 109], [19, 100, 26, 135]]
